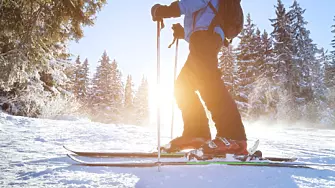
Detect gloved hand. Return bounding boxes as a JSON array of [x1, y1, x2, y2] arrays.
[[151, 4, 163, 22], [172, 23, 184, 39], [151, 1, 181, 22]]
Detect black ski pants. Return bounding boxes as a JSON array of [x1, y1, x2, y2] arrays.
[[174, 30, 247, 141]]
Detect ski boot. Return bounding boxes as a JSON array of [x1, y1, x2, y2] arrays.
[[160, 136, 210, 153], [186, 137, 249, 161]]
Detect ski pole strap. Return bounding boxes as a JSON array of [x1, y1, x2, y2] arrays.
[[159, 19, 165, 30], [168, 37, 177, 48]]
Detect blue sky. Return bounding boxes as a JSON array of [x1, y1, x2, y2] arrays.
[[68, 0, 334, 88]]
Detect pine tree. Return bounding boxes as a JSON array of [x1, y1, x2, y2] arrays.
[[322, 20, 335, 124], [254, 28, 263, 77], [73, 55, 82, 97], [269, 0, 303, 121], [270, 0, 294, 93], [123, 74, 135, 124], [247, 28, 277, 119], [0, 0, 107, 91], [90, 51, 112, 122], [76, 58, 90, 101], [133, 76, 150, 126], [260, 30, 275, 79], [326, 16, 335, 88], [64, 61, 77, 93], [234, 13, 258, 117], [108, 59, 124, 121], [331, 16, 335, 58], [218, 45, 236, 96], [124, 75, 134, 110], [288, 0, 316, 104], [260, 30, 280, 117], [90, 52, 124, 123], [314, 48, 328, 99]]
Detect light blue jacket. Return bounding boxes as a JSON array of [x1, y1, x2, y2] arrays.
[[178, 0, 225, 42]]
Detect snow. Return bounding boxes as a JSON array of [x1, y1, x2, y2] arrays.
[[1, 112, 335, 187]]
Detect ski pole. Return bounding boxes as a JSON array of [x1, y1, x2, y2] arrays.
[[156, 20, 163, 172], [171, 38, 179, 140]]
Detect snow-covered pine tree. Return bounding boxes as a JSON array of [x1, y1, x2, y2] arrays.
[[123, 74, 135, 123], [64, 61, 77, 93], [261, 30, 275, 79], [331, 16, 335, 58], [73, 55, 82, 97], [288, 0, 316, 105], [253, 28, 264, 78], [107, 59, 124, 122], [269, 0, 300, 121], [76, 58, 90, 101], [218, 44, 236, 96], [124, 75, 134, 109], [89, 52, 124, 123], [0, 0, 107, 117], [90, 51, 112, 122], [234, 13, 258, 118], [270, 0, 294, 93], [247, 28, 277, 119], [259, 30, 281, 118], [321, 17, 335, 127], [133, 76, 150, 126], [0, 0, 107, 92], [325, 16, 335, 89], [313, 48, 328, 113]]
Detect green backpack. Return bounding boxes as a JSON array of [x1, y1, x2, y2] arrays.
[[208, 0, 244, 46]]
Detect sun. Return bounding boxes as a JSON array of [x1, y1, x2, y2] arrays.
[[147, 75, 187, 138], [148, 76, 175, 117]]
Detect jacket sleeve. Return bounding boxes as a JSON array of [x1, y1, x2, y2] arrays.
[[178, 0, 211, 15]]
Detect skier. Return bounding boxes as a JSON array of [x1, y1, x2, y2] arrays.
[[151, 0, 248, 155]]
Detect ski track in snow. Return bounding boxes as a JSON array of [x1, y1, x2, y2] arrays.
[[0, 112, 335, 188]]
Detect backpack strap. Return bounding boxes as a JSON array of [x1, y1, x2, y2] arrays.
[[208, 1, 231, 46], [208, 2, 223, 34]]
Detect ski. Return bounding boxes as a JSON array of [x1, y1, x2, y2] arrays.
[[66, 154, 331, 169], [63, 139, 259, 158], [187, 151, 298, 162], [63, 145, 226, 158]]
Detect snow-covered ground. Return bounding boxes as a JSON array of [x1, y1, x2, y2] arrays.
[[0, 112, 334, 188]]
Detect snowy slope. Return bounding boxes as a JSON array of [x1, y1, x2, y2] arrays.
[[0, 112, 334, 188]]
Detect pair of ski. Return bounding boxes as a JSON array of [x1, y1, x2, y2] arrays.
[[64, 139, 261, 160], [64, 140, 332, 169]]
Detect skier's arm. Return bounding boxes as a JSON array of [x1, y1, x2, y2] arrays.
[[178, 0, 211, 15], [151, 0, 210, 21]]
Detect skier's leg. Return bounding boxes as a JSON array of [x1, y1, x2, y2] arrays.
[[174, 60, 211, 139], [198, 65, 246, 141], [188, 31, 247, 155], [161, 55, 211, 152]]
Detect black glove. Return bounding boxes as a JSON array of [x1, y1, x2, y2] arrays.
[[151, 1, 181, 22], [151, 4, 162, 22], [172, 23, 184, 39]]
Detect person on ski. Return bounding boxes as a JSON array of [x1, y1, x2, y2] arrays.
[[151, 0, 248, 156]]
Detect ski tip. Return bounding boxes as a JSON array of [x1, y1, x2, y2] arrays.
[[67, 154, 78, 161], [254, 139, 260, 145], [63, 145, 75, 153], [63, 145, 70, 151], [247, 139, 260, 156]]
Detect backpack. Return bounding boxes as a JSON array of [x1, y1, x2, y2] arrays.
[[208, 0, 244, 46]]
